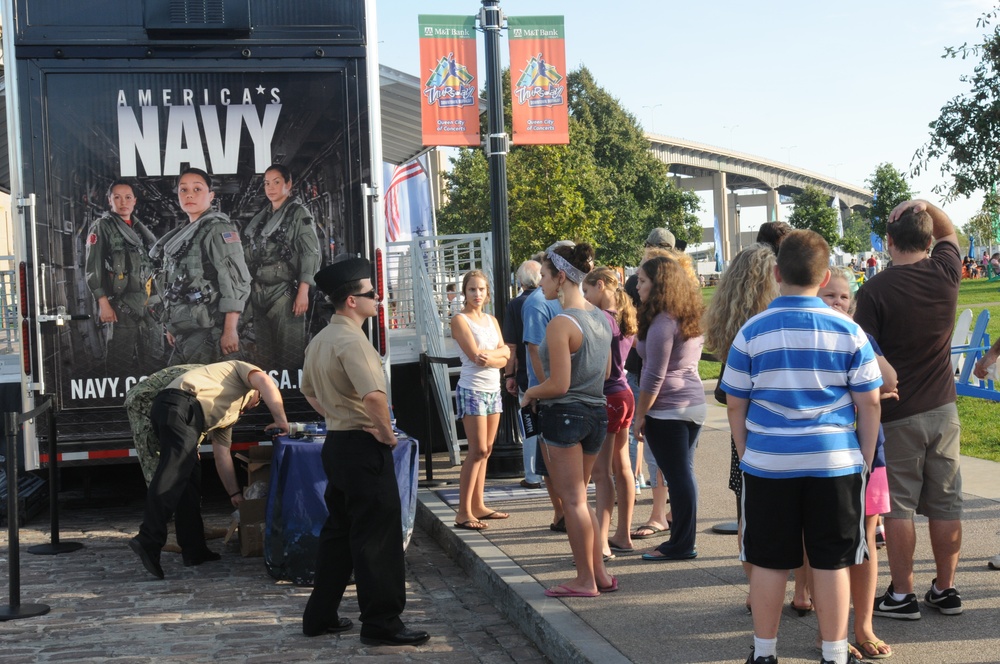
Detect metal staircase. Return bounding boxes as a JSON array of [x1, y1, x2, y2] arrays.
[[386, 234, 493, 464]]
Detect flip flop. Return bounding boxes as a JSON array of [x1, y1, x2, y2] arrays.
[[454, 520, 488, 531], [630, 524, 669, 539], [608, 541, 634, 553], [544, 584, 600, 598], [790, 600, 814, 616], [856, 639, 892, 659], [641, 549, 697, 561], [477, 511, 509, 520], [598, 576, 619, 593]]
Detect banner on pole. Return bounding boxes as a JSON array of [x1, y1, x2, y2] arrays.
[[508, 16, 569, 145], [418, 15, 480, 146]]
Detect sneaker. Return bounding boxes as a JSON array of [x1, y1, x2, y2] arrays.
[[820, 654, 861, 664], [924, 578, 963, 615], [874, 524, 885, 549], [988, 552, 1000, 570], [745, 648, 777, 664], [873, 583, 921, 620]]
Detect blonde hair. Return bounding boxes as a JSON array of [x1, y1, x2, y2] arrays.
[[826, 266, 858, 315], [703, 243, 778, 362], [583, 267, 637, 337]]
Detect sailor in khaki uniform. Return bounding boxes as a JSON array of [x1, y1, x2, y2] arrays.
[[128, 361, 289, 579], [300, 257, 429, 647]]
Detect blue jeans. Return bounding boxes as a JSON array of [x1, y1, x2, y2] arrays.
[[645, 417, 702, 556]]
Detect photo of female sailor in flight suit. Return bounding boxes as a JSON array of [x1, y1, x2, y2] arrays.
[[151, 167, 251, 365], [243, 164, 320, 369]]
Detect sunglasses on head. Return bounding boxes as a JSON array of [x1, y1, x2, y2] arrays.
[[353, 289, 378, 300]]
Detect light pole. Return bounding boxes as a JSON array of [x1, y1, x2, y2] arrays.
[[735, 202, 742, 252], [642, 103, 663, 133], [828, 162, 844, 179], [781, 145, 797, 163], [480, 0, 521, 478], [723, 124, 740, 150]]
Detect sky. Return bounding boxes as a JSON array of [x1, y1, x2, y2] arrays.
[[375, 0, 996, 240]]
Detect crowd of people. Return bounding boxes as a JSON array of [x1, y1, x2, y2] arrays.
[[125, 198, 998, 658], [443, 201, 996, 664]]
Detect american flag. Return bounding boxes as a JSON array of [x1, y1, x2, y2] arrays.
[[384, 160, 425, 242]]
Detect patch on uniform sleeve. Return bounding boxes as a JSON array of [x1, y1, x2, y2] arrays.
[[87, 232, 98, 245], [221, 231, 240, 244]]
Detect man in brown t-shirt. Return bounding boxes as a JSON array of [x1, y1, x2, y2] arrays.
[[129, 361, 289, 579], [854, 199, 964, 620]]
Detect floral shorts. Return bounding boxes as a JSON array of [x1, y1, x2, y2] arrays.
[[455, 385, 503, 418]]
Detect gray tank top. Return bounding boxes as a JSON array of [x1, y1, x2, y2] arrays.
[[539, 306, 611, 407]]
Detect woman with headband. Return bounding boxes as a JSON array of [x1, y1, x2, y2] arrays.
[[522, 242, 616, 598]]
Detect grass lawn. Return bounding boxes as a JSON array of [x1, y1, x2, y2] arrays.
[[698, 278, 1000, 462]]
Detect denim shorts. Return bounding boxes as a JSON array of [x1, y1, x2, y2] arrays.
[[455, 385, 502, 418], [539, 402, 608, 455]]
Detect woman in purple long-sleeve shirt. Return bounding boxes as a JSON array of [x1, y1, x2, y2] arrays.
[[634, 256, 706, 561]]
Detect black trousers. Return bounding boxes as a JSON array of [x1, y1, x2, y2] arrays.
[[137, 389, 207, 553], [303, 430, 406, 637]]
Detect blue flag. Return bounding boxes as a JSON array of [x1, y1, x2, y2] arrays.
[[870, 232, 883, 252]]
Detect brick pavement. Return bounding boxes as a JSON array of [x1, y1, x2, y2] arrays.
[[0, 468, 548, 663]]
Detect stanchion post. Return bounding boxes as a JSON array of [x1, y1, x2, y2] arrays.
[[418, 353, 458, 488], [1, 411, 51, 621], [28, 397, 83, 555]]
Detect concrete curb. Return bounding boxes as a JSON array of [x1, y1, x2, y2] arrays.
[[416, 489, 632, 664]]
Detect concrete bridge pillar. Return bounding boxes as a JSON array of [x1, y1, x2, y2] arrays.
[[766, 188, 781, 223], [712, 171, 733, 263]]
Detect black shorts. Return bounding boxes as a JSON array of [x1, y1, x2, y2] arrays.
[[740, 472, 866, 570]]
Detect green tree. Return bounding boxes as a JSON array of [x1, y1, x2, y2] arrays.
[[865, 163, 913, 239], [913, 5, 1000, 209], [962, 207, 999, 247], [437, 67, 700, 266], [788, 185, 840, 245], [840, 210, 870, 254]]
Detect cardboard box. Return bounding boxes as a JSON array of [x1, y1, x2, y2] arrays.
[[235, 446, 273, 487], [238, 498, 267, 557]]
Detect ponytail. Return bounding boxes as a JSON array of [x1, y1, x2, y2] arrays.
[[615, 286, 637, 337]]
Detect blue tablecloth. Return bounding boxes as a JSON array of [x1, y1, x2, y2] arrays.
[[264, 432, 418, 585]]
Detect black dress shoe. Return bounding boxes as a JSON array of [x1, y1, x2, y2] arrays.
[[359, 628, 430, 647], [182, 548, 221, 567], [303, 617, 353, 637], [129, 537, 164, 579]]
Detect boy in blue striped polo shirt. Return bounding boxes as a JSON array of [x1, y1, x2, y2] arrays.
[[721, 230, 882, 664]]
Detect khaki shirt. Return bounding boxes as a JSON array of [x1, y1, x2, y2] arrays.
[[301, 315, 385, 431], [166, 360, 261, 446]]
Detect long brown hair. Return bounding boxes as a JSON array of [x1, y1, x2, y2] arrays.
[[583, 267, 637, 337], [636, 256, 703, 341]]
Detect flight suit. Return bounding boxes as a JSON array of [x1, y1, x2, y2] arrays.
[[84, 212, 162, 371], [153, 210, 251, 365], [243, 198, 320, 369]]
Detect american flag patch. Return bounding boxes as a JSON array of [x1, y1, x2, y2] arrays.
[[87, 233, 98, 245], [222, 231, 240, 244]]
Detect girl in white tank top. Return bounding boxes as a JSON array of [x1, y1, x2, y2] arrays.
[[449, 271, 510, 531]]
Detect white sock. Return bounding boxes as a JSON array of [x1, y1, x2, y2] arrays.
[[753, 636, 777, 659], [932, 581, 949, 594], [821, 639, 848, 664], [890, 590, 909, 601]]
